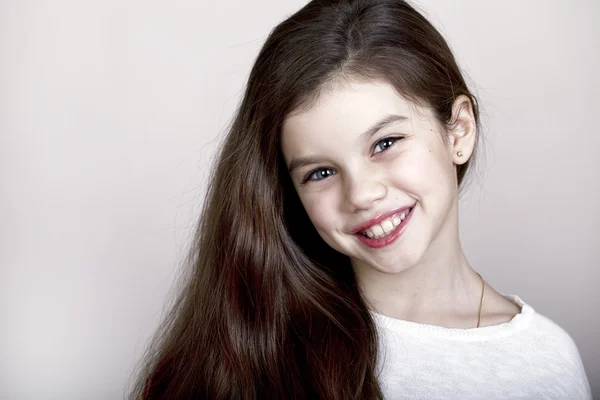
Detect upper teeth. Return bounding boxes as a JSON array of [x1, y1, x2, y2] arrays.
[[361, 209, 410, 239]]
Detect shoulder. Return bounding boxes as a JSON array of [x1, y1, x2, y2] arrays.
[[527, 309, 583, 362], [484, 293, 582, 362], [505, 294, 581, 357], [510, 296, 592, 398]]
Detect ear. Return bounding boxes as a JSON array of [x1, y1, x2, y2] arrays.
[[447, 95, 477, 165]]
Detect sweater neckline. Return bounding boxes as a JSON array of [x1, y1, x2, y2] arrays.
[[371, 295, 534, 340]]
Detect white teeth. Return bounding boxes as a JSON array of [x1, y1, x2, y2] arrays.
[[360, 208, 412, 239], [371, 225, 384, 236], [381, 219, 394, 234]]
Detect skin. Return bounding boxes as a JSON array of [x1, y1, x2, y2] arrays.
[[281, 78, 520, 328]]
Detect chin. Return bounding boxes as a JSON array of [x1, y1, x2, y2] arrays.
[[376, 263, 415, 275], [364, 244, 424, 274], [381, 255, 421, 274], [352, 250, 422, 275]]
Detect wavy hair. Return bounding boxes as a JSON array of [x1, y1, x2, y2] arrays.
[[129, 0, 480, 398]]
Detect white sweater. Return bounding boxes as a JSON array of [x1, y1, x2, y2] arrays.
[[373, 295, 592, 399]]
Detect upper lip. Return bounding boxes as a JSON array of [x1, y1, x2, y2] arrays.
[[351, 205, 414, 234]]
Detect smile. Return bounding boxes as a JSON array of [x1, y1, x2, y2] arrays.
[[352, 205, 414, 248]]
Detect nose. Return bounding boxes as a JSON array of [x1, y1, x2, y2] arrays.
[[343, 170, 387, 212]]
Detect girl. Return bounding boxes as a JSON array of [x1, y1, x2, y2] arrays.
[[131, 0, 591, 398]]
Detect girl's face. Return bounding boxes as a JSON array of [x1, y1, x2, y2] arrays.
[[281, 79, 472, 275]]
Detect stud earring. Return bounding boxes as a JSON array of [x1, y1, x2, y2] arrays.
[[457, 151, 463, 157]]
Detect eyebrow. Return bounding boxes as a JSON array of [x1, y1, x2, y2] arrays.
[[287, 113, 408, 174]]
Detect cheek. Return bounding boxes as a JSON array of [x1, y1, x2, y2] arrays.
[[388, 155, 431, 193], [391, 147, 453, 192]]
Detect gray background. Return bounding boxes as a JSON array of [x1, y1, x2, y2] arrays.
[[1, 0, 598, 398]]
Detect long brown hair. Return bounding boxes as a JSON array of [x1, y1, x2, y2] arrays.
[[129, 1, 480, 398]]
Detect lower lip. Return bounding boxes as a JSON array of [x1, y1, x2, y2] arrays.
[[355, 207, 414, 249]]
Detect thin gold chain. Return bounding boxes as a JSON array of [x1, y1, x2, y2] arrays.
[[476, 272, 485, 328]]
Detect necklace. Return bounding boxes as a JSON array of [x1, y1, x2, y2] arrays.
[[476, 272, 485, 328]]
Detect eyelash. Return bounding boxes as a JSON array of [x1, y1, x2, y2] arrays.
[[301, 135, 403, 184]]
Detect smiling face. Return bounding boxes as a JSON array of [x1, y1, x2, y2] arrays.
[[281, 79, 475, 276]]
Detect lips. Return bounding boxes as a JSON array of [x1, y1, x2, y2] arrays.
[[352, 205, 415, 249]]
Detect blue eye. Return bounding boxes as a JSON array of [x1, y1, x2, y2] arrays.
[[303, 167, 336, 183], [373, 137, 400, 154]]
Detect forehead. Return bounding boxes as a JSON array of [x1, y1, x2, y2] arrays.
[[282, 79, 412, 139]]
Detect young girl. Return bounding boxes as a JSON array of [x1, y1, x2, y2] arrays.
[[131, 1, 591, 398]]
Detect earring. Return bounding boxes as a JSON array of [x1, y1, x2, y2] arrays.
[[457, 151, 463, 157]]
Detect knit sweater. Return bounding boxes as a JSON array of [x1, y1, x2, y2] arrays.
[[373, 295, 592, 399]]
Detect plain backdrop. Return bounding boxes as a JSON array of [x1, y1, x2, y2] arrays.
[[1, 0, 598, 398]]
